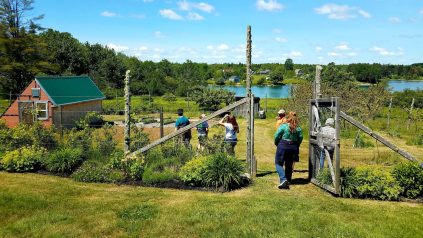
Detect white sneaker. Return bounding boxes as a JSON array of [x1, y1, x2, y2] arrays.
[[278, 180, 288, 189]]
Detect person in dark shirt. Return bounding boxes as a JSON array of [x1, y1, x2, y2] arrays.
[[175, 108, 191, 147]]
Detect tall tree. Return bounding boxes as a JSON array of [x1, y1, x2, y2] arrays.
[[0, 0, 54, 95], [284, 58, 294, 71]]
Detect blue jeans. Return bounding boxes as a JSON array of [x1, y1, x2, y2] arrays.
[[275, 141, 298, 183], [319, 147, 334, 169]]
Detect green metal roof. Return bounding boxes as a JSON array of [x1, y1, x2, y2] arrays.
[[35, 76, 105, 106]]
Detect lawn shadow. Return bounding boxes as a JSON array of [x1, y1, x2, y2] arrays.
[[256, 171, 276, 177], [290, 178, 309, 185]]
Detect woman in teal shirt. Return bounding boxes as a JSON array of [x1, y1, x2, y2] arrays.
[[274, 111, 303, 189]]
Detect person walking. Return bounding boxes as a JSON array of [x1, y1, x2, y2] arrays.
[[175, 108, 191, 148], [320, 118, 336, 169], [218, 113, 239, 156], [275, 109, 287, 129], [196, 113, 209, 151], [274, 111, 303, 189]]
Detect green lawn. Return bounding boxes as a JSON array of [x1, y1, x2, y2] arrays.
[[1, 118, 422, 237]]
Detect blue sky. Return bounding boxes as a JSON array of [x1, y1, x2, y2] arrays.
[[33, 0, 423, 64]]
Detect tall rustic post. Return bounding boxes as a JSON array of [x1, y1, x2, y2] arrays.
[[387, 97, 392, 129], [246, 25, 253, 176], [160, 107, 164, 138], [407, 98, 415, 130], [314, 65, 323, 99], [334, 97, 341, 194], [124, 70, 131, 154]]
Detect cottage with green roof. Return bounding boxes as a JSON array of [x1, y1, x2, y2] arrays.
[[1, 76, 105, 128]]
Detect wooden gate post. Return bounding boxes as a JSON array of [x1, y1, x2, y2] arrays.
[[160, 107, 164, 138], [124, 70, 131, 155], [246, 25, 253, 176]]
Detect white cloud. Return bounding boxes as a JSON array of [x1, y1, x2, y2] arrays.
[[275, 37, 288, 43], [315, 46, 323, 52], [284, 51, 303, 58], [369, 46, 403, 56], [207, 45, 214, 50], [315, 4, 371, 20], [138, 46, 149, 51], [154, 48, 164, 53], [107, 43, 129, 52], [101, 11, 117, 17], [358, 10, 371, 18], [420, 9, 423, 14], [389, 17, 401, 23], [178, 1, 214, 13], [256, 0, 284, 12], [187, 12, 204, 20], [335, 43, 350, 50], [328, 52, 341, 57], [143, 0, 154, 2], [216, 44, 229, 51], [159, 9, 183, 20], [347, 52, 357, 56], [196, 2, 214, 13]]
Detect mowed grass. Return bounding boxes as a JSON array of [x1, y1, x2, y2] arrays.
[[1, 118, 423, 237]]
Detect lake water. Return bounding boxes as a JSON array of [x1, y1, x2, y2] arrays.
[[212, 85, 292, 98], [387, 80, 423, 92], [212, 80, 423, 98]]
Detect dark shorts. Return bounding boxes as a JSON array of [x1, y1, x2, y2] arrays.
[[275, 140, 300, 163]]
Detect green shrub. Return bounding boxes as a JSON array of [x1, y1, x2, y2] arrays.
[[30, 122, 58, 150], [340, 167, 402, 201], [142, 167, 177, 185], [408, 134, 423, 146], [108, 150, 144, 181], [75, 112, 105, 129], [162, 93, 176, 102], [392, 162, 423, 199], [316, 168, 333, 186], [0, 123, 57, 152], [202, 153, 245, 191], [44, 147, 84, 174], [340, 167, 360, 198], [71, 163, 124, 183], [1, 146, 46, 172], [96, 125, 117, 157], [179, 156, 208, 186], [62, 128, 92, 153], [353, 134, 374, 148], [130, 126, 150, 152]]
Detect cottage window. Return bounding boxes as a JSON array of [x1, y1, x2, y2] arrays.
[[32, 88, 41, 98], [35, 101, 48, 120]]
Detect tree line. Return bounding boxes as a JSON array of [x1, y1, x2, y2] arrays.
[[1, 0, 422, 99]]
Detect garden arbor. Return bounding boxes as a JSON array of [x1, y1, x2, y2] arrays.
[[128, 26, 257, 177]]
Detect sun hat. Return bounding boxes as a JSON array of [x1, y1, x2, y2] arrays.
[[325, 118, 335, 126], [278, 109, 286, 115]]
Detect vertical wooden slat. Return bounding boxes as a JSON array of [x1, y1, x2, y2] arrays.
[[246, 25, 252, 176], [160, 107, 164, 138], [124, 70, 131, 155], [334, 97, 341, 194]]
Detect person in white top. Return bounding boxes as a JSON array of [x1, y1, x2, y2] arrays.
[[218, 113, 239, 156], [320, 118, 336, 169]]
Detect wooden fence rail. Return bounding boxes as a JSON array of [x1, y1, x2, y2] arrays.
[[336, 110, 418, 162], [129, 97, 249, 156]]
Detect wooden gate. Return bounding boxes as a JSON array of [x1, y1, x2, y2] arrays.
[[309, 97, 341, 194]]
